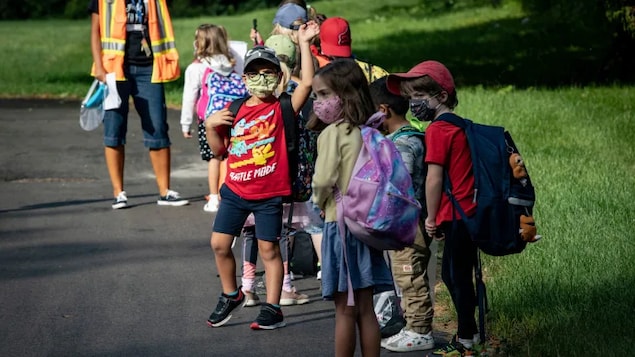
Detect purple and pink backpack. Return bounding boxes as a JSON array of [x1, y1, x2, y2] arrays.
[[336, 115, 421, 252], [195, 65, 247, 122]]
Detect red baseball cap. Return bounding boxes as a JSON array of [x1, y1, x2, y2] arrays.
[[319, 17, 352, 58], [386, 60, 455, 95]]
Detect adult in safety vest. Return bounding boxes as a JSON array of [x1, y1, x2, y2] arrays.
[[89, 0, 188, 209]]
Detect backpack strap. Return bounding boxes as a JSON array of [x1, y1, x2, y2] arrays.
[[391, 125, 423, 141], [435, 113, 472, 226], [227, 93, 296, 158], [228, 95, 249, 117], [227, 94, 297, 199], [435, 113, 471, 129], [279, 93, 298, 200], [279, 92, 297, 155]]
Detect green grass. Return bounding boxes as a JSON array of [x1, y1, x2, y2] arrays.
[[455, 86, 635, 355], [1, 0, 634, 355]]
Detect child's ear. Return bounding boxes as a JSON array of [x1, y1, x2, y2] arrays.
[[438, 91, 449, 104], [378, 104, 391, 118]]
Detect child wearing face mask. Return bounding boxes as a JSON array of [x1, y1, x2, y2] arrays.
[[386, 61, 483, 356], [180, 24, 247, 213], [311, 59, 394, 357], [369, 77, 436, 353], [203, 21, 319, 331]]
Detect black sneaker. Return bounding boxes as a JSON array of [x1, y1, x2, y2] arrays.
[[207, 290, 245, 327], [157, 189, 189, 206], [250, 303, 286, 330]]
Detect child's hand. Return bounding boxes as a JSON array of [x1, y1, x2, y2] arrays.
[[250, 29, 263, 45], [205, 109, 234, 131], [298, 21, 320, 44], [425, 217, 444, 240], [182, 131, 192, 139]]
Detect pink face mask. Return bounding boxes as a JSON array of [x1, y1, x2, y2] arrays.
[[313, 96, 343, 124]]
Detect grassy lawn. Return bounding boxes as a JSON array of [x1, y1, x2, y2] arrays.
[[1, 0, 634, 355]]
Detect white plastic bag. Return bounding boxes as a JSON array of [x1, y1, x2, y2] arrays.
[[373, 290, 405, 338], [79, 79, 106, 131]]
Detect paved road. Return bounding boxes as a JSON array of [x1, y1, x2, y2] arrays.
[[0, 99, 449, 356]]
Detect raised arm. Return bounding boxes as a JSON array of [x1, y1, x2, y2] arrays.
[[290, 21, 320, 113]]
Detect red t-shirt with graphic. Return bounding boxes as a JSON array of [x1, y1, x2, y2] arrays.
[[425, 113, 477, 225], [223, 99, 291, 200]]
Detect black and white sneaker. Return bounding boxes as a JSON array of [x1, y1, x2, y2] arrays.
[[157, 189, 189, 206], [207, 290, 245, 327], [112, 191, 128, 209], [250, 303, 286, 330]]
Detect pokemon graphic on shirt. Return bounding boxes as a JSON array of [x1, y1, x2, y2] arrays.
[[223, 102, 290, 200]]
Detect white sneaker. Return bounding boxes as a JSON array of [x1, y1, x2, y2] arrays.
[[280, 287, 309, 306], [203, 195, 219, 212], [382, 328, 435, 352], [242, 290, 260, 307], [112, 191, 128, 209], [473, 332, 482, 345]]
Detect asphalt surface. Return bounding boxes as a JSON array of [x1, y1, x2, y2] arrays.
[[0, 99, 450, 357]]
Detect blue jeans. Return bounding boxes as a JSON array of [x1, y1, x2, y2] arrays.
[[103, 64, 170, 149]]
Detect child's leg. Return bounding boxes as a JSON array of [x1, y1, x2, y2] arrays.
[[211, 232, 239, 294], [441, 221, 478, 341], [390, 227, 434, 335], [280, 232, 293, 291], [310, 232, 323, 265], [333, 292, 358, 357], [257, 239, 283, 304], [241, 225, 258, 292], [355, 287, 381, 357], [252, 197, 284, 305]]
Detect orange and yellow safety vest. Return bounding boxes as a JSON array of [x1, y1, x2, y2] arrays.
[[91, 0, 180, 83]]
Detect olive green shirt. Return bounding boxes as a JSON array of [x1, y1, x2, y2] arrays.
[[311, 122, 362, 223]]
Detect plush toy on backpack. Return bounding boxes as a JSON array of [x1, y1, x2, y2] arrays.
[[509, 153, 542, 243]]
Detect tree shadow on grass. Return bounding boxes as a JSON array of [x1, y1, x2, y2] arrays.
[[355, 15, 632, 88]]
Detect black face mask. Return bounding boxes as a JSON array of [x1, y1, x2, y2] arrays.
[[409, 98, 437, 122]]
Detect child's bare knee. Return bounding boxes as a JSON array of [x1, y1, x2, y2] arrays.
[[258, 240, 280, 261]]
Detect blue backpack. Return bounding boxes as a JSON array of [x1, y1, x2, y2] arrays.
[[439, 114, 537, 256]]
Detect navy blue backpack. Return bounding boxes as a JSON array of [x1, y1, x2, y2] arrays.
[[438, 114, 536, 257], [439, 113, 538, 344]]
